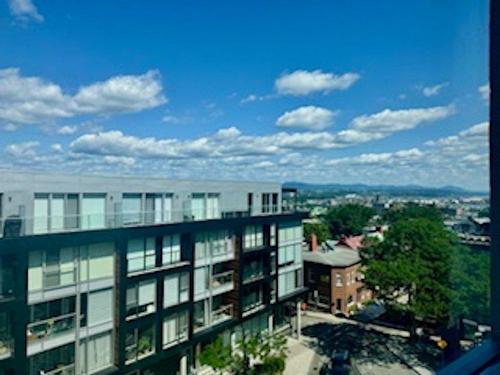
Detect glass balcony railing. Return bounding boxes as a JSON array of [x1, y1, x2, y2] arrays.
[[211, 270, 234, 290], [42, 363, 75, 375], [242, 267, 265, 283], [27, 313, 77, 345], [194, 304, 234, 332], [0, 204, 305, 238]]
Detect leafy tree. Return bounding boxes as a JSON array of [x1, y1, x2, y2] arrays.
[[383, 203, 443, 224], [477, 207, 490, 218], [324, 203, 375, 237], [450, 245, 490, 324], [360, 218, 454, 333], [304, 221, 330, 245], [199, 332, 288, 375]]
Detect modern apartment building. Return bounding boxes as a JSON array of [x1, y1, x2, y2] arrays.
[[0, 170, 307, 375]]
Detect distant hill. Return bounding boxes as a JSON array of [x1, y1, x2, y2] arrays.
[[283, 182, 487, 197]]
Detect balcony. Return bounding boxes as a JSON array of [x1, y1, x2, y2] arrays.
[[194, 303, 233, 332], [194, 271, 234, 301], [0, 203, 306, 238], [27, 313, 76, 346], [242, 266, 265, 284]]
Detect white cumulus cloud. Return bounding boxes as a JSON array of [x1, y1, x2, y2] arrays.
[[422, 82, 448, 97], [0, 68, 167, 125], [8, 0, 43, 22], [275, 69, 360, 96], [276, 106, 338, 131]]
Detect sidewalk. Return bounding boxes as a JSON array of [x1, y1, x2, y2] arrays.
[[284, 337, 326, 375], [304, 310, 411, 338]]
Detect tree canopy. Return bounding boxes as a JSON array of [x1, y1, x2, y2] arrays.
[[360, 218, 454, 327], [324, 203, 375, 237], [304, 221, 330, 245], [199, 333, 288, 375], [383, 203, 443, 224]]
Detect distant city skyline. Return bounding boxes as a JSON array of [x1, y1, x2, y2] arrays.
[[0, 0, 489, 190]]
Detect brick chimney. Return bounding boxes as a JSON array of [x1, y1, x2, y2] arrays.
[[309, 233, 318, 252]]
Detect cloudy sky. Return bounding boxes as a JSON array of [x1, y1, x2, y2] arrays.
[[0, 0, 489, 190]]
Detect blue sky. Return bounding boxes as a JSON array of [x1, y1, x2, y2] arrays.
[[0, 0, 489, 190]]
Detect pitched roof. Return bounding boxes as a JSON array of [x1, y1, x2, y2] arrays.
[[338, 235, 364, 250], [303, 246, 361, 268]]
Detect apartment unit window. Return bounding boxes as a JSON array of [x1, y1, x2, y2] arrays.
[[126, 280, 156, 319], [145, 193, 173, 224], [278, 268, 303, 297], [278, 222, 303, 244], [125, 324, 155, 364], [243, 259, 264, 282], [194, 230, 232, 261], [243, 284, 264, 312], [262, 193, 271, 213], [0, 312, 12, 360], [164, 272, 189, 308], [88, 288, 113, 327], [270, 252, 276, 275], [278, 243, 301, 265], [272, 193, 279, 213], [162, 234, 181, 265], [336, 273, 343, 287], [163, 311, 189, 348], [29, 343, 75, 375], [81, 193, 106, 230], [123, 193, 142, 225], [243, 225, 263, 250], [270, 224, 277, 246], [28, 248, 75, 290], [28, 243, 114, 292], [194, 267, 209, 297], [79, 331, 113, 374], [0, 254, 14, 299], [79, 242, 114, 282], [191, 193, 220, 220], [191, 193, 206, 220], [33, 193, 80, 234], [127, 238, 156, 274]]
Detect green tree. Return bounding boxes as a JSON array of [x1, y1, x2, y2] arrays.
[[324, 203, 375, 237], [450, 245, 490, 324], [304, 221, 330, 245], [477, 207, 490, 218], [360, 218, 454, 333], [199, 332, 288, 375], [383, 203, 443, 224]]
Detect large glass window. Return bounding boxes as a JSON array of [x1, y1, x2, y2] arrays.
[[88, 288, 113, 326], [126, 280, 156, 319], [123, 193, 142, 225], [28, 248, 76, 291], [33, 193, 81, 234], [125, 324, 155, 364], [164, 272, 189, 308], [195, 230, 232, 261], [206, 193, 220, 219], [162, 234, 181, 265], [243, 225, 264, 250], [127, 238, 156, 274], [163, 311, 189, 348], [34, 194, 49, 234], [79, 331, 113, 374], [81, 194, 106, 230], [278, 268, 303, 297], [191, 193, 205, 220]]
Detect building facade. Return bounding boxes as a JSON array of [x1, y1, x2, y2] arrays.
[[303, 244, 371, 316], [0, 170, 307, 375]]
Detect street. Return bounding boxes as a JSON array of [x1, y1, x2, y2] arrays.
[[284, 311, 440, 375]]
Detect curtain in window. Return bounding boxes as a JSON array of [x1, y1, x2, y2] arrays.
[[34, 195, 49, 234], [164, 275, 179, 308], [51, 195, 64, 231], [191, 195, 205, 220]]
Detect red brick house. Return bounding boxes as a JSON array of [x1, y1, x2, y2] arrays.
[[303, 237, 372, 315]]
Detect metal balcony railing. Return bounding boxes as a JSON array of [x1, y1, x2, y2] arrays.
[[211, 270, 234, 289]]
